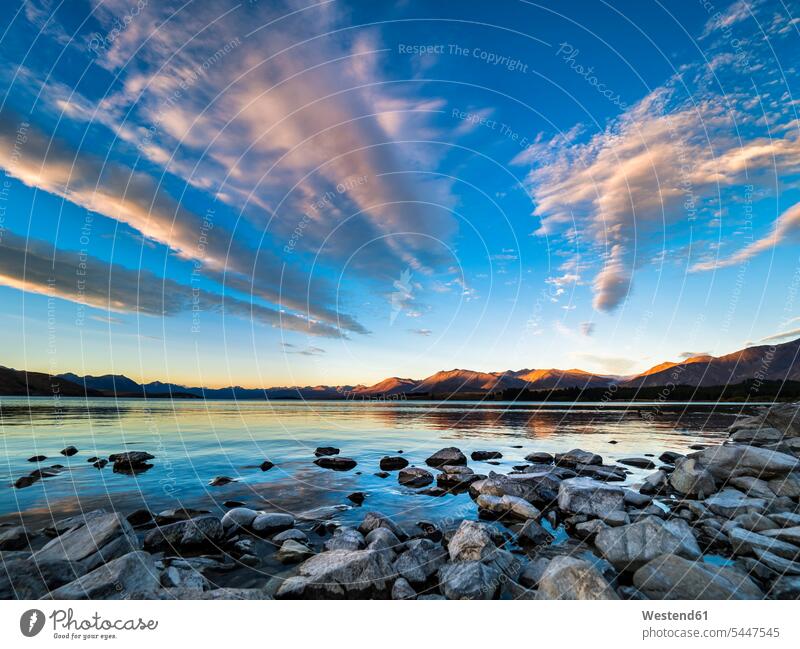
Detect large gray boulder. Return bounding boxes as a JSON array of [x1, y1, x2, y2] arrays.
[[536, 556, 619, 600], [727, 527, 800, 560], [275, 549, 396, 599], [398, 467, 434, 487], [393, 539, 447, 584], [704, 489, 768, 518], [357, 512, 406, 540], [323, 527, 365, 551], [0, 555, 83, 599], [555, 449, 602, 467], [33, 512, 137, 564], [438, 560, 502, 600], [143, 516, 224, 551], [595, 516, 701, 572], [48, 551, 160, 599], [476, 494, 540, 520], [633, 554, 764, 599], [730, 427, 784, 446], [251, 513, 294, 535], [669, 457, 716, 498], [688, 444, 799, 480], [220, 507, 259, 530], [557, 477, 625, 516], [447, 520, 495, 562], [471, 470, 562, 507]]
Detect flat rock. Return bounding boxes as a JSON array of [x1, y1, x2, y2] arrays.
[[768, 474, 800, 498], [618, 457, 656, 469], [276, 549, 396, 599], [595, 516, 701, 571], [314, 457, 357, 471], [557, 477, 625, 516], [727, 527, 799, 560], [398, 467, 434, 487], [143, 516, 224, 551], [761, 526, 800, 546], [34, 512, 136, 564], [705, 488, 768, 518], [0, 556, 83, 599], [770, 576, 800, 599], [48, 551, 160, 599], [425, 447, 467, 467], [536, 556, 619, 600], [633, 553, 764, 599], [689, 444, 799, 480], [728, 476, 775, 499]]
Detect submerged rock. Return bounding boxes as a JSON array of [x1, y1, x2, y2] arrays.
[[314, 457, 357, 471], [208, 476, 236, 486], [27, 455, 47, 462], [259, 460, 274, 471]]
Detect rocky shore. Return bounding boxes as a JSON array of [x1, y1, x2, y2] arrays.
[[2, 402, 800, 600]]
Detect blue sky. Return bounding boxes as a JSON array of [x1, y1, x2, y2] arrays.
[[0, 0, 798, 387]]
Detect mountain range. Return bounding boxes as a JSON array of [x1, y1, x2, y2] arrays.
[[1, 336, 798, 399]]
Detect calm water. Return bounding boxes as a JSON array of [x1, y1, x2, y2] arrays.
[[0, 397, 747, 528]]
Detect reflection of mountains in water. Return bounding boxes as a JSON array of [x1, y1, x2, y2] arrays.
[[1, 336, 798, 400]]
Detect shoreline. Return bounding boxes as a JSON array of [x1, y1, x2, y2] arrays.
[[1, 402, 799, 599]]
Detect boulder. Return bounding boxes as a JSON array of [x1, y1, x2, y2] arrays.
[[525, 452, 554, 464], [437, 465, 483, 490], [275, 549, 396, 599], [669, 457, 716, 498], [251, 513, 295, 535], [392, 577, 416, 599], [689, 444, 799, 480], [728, 476, 775, 499], [704, 488, 768, 518], [595, 516, 701, 571], [516, 519, 553, 547], [659, 451, 684, 464], [221, 507, 259, 530], [633, 554, 764, 599], [425, 447, 467, 467], [314, 457, 357, 471], [734, 512, 779, 532], [730, 427, 784, 446], [555, 449, 602, 467], [108, 451, 154, 468], [770, 512, 800, 528], [618, 457, 656, 469], [272, 529, 308, 544], [727, 527, 799, 560], [358, 512, 406, 540], [0, 526, 29, 551], [277, 540, 314, 564], [473, 470, 562, 507], [34, 512, 137, 564], [398, 467, 434, 487], [768, 474, 800, 498], [393, 539, 447, 584], [447, 520, 495, 562], [536, 556, 619, 600], [48, 551, 160, 599], [379, 456, 408, 471], [640, 470, 668, 495], [161, 565, 207, 591], [126, 509, 155, 527], [477, 494, 541, 520], [324, 527, 365, 551], [751, 547, 800, 575], [0, 555, 82, 599], [471, 451, 502, 461], [438, 560, 502, 600], [143, 516, 224, 551], [557, 477, 625, 516]]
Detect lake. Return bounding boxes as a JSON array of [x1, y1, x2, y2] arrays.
[[0, 397, 748, 529]]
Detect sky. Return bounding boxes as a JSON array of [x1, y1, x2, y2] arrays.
[[0, 0, 799, 388]]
